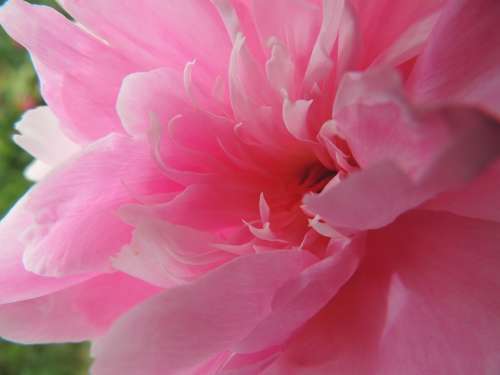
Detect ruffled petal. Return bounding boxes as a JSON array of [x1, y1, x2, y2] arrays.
[[91, 251, 316, 375], [306, 104, 500, 231], [18, 134, 175, 277], [266, 211, 500, 374], [0, 273, 159, 344], [0, 194, 90, 304]]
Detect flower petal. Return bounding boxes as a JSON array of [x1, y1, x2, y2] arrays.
[[0, 272, 159, 344], [58, 0, 231, 77], [0, 0, 136, 141], [425, 160, 500, 223], [310, 69, 500, 231], [13, 106, 80, 181], [20, 134, 175, 277], [112, 218, 235, 287], [91, 251, 316, 374], [234, 236, 363, 353], [349, 0, 445, 67], [266, 211, 500, 374], [0, 194, 90, 304], [410, 0, 500, 116]]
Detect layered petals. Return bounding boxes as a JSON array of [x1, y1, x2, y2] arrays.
[[112, 218, 236, 287], [91, 251, 316, 374], [14, 134, 175, 277], [1, 0, 499, 372], [266, 211, 500, 374], [305, 70, 500, 231], [235, 236, 363, 354]]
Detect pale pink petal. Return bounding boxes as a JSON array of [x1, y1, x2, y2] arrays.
[[112, 218, 234, 287], [91, 251, 316, 375], [303, 0, 343, 90], [251, 0, 321, 88], [332, 69, 439, 177], [410, 0, 500, 116], [304, 162, 416, 231], [0, 0, 137, 142], [13, 106, 80, 181], [0, 272, 159, 344], [229, 33, 279, 128], [266, 211, 500, 374], [213, 0, 266, 63], [20, 134, 176, 277], [117, 68, 187, 137], [282, 98, 314, 142]]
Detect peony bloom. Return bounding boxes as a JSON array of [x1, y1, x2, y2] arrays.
[[1, 0, 500, 373]]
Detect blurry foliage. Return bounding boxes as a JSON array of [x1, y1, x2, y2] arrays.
[[0, 342, 91, 375], [0, 0, 90, 373]]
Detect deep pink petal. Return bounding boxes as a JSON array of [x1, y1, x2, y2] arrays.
[[91, 251, 316, 375], [234, 236, 363, 353], [348, 0, 445, 67], [0, 0, 137, 141], [266, 211, 500, 374], [410, 0, 500, 116], [58, 0, 232, 78], [0, 272, 159, 344], [425, 160, 500, 223]]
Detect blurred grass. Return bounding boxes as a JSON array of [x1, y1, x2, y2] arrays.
[[0, 0, 90, 373]]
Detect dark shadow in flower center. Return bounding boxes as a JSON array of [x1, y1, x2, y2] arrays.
[[298, 163, 337, 194]]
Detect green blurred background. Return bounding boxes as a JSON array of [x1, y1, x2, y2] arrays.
[[0, 0, 90, 373]]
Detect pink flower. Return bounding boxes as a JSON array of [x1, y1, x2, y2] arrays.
[[1, 0, 500, 373]]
